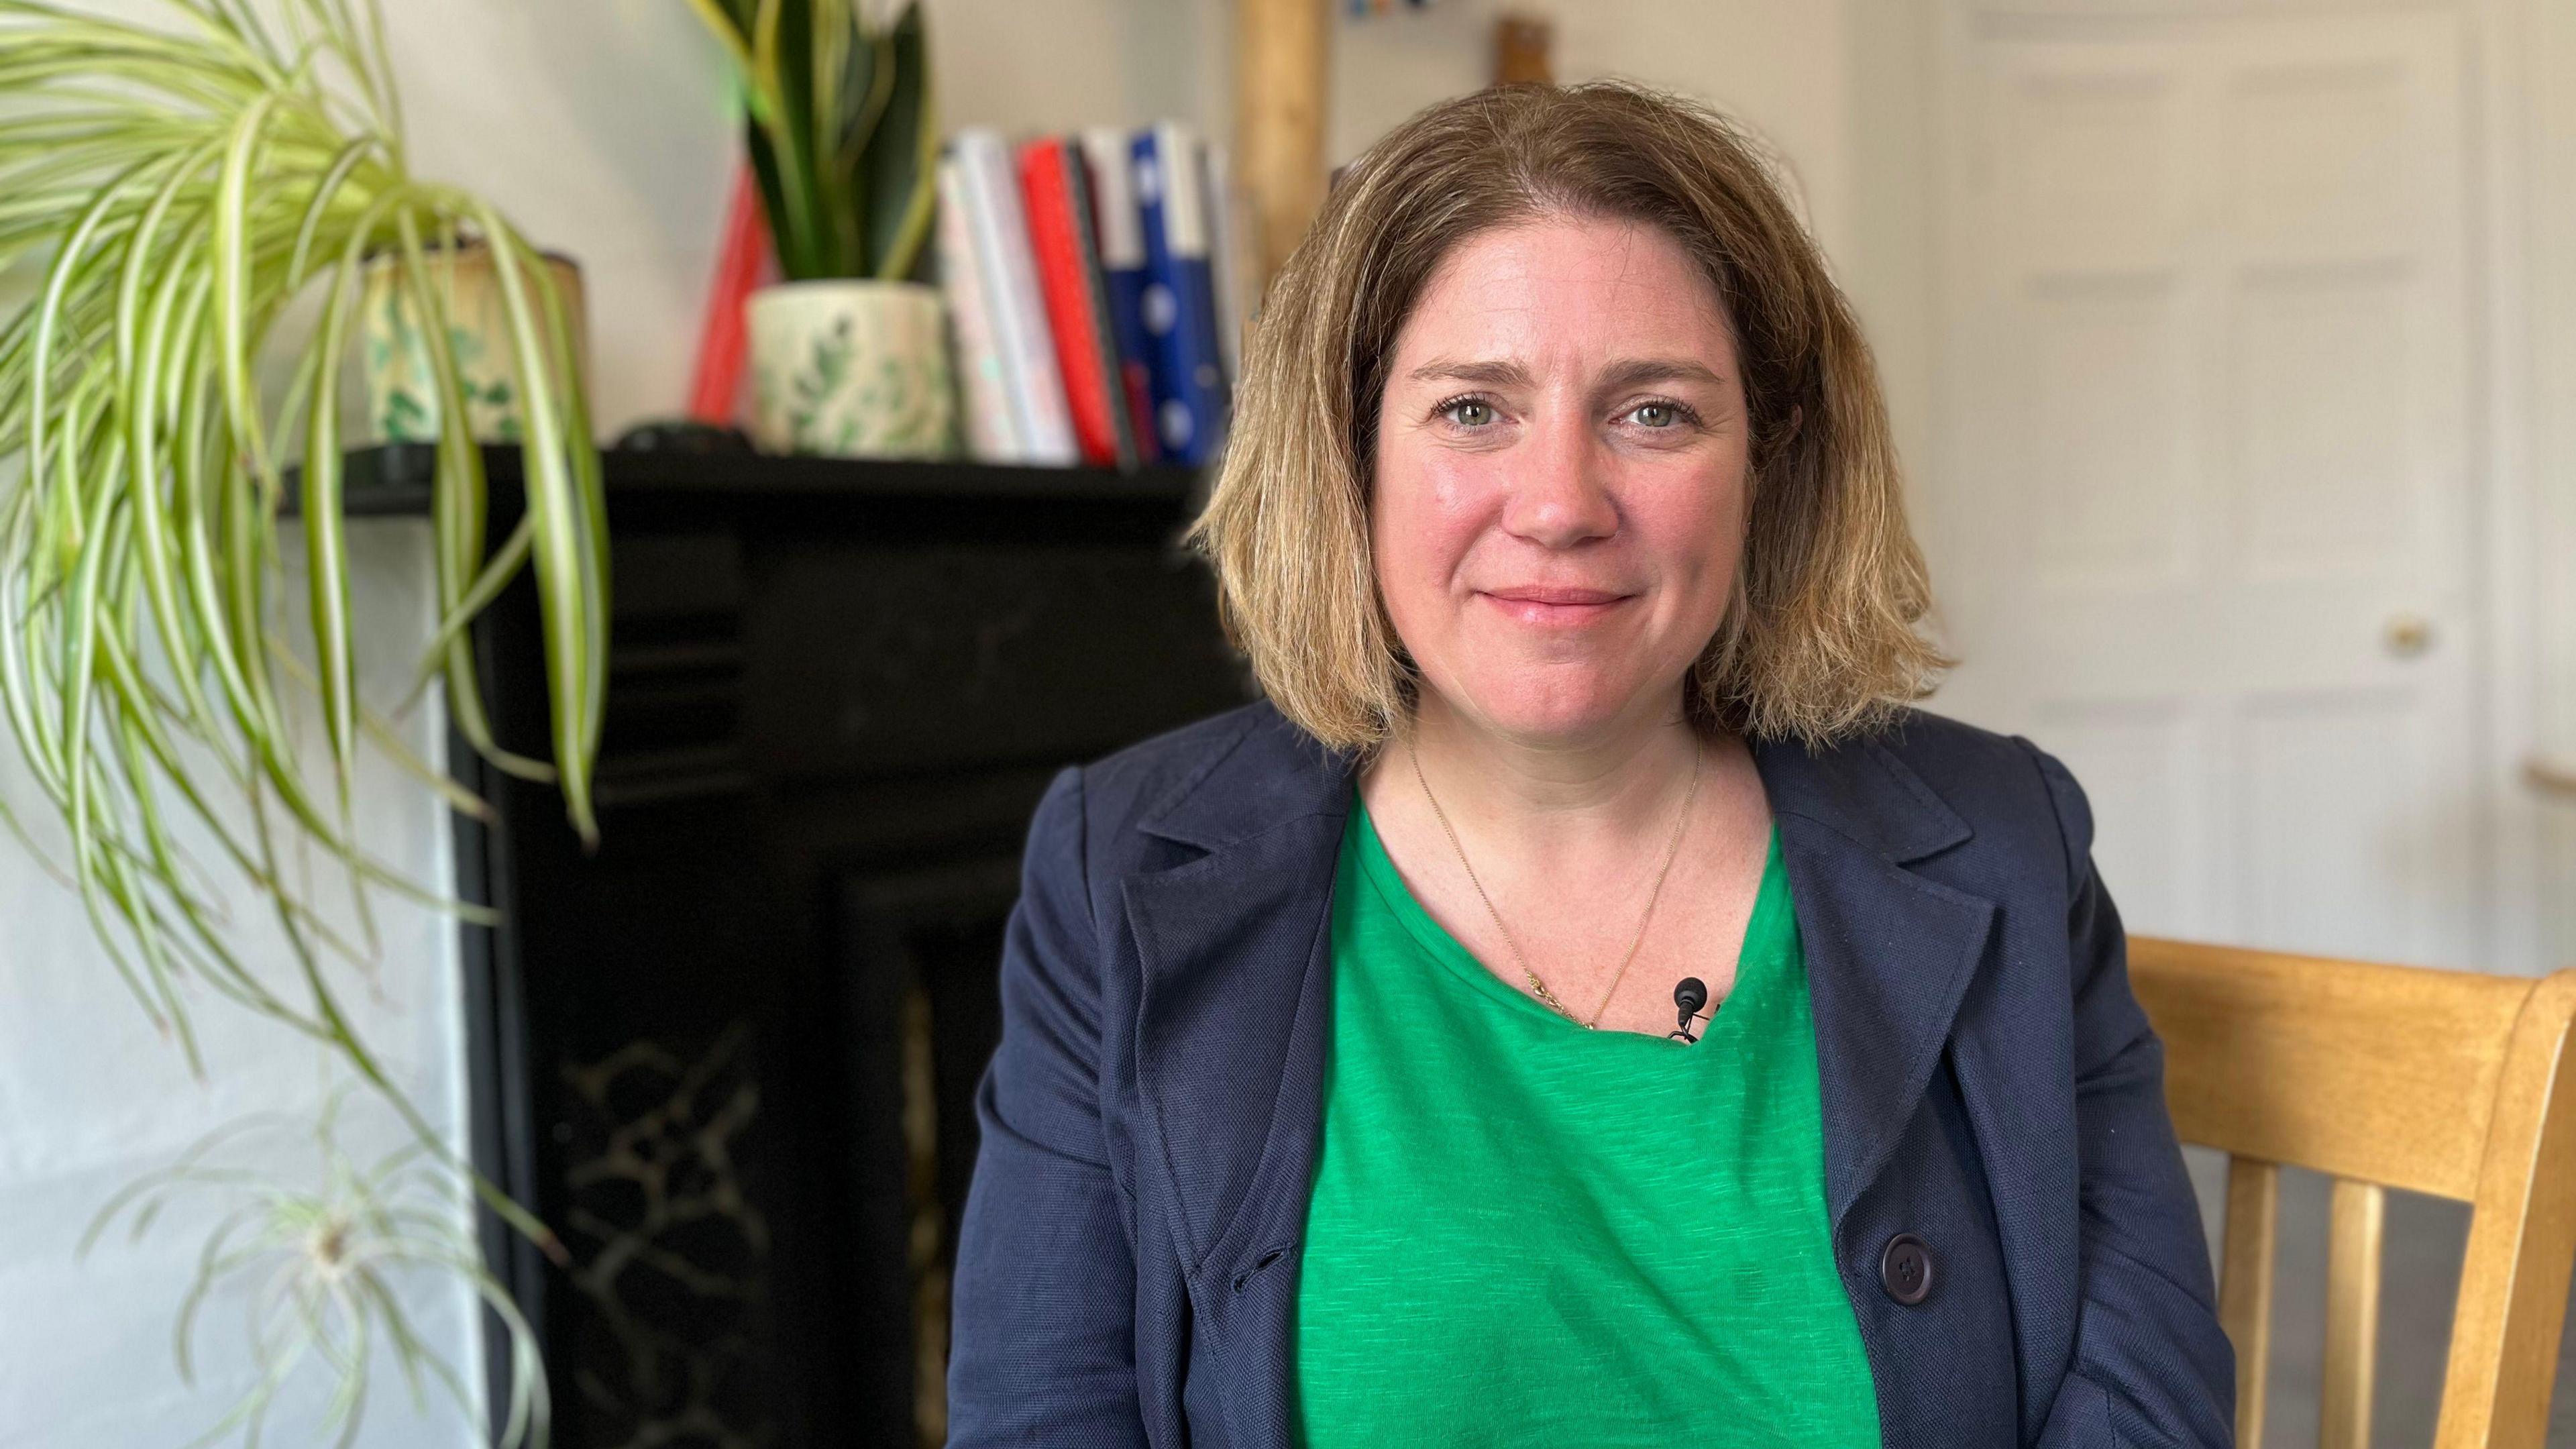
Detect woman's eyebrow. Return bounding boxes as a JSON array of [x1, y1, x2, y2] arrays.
[[1402, 357, 1729, 391], [1405, 358, 1534, 388], [1595, 358, 1728, 392]]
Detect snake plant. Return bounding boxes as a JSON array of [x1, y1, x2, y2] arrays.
[[684, 0, 940, 281], [0, 0, 604, 1432]]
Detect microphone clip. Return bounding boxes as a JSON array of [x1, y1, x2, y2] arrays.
[[1668, 977, 1713, 1044]]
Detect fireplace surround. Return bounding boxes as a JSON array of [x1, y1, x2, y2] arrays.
[[352, 445, 1248, 1448]]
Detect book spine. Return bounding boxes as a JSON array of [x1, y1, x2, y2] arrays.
[[953, 127, 1077, 465], [936, 155, 1024, 462], [1182, 136, 1236, 453], [688, 164, 769, 425], [1132, 122, 1229, 467], [1081, 127, 1161, 465], [1062, 144, 1141, 471], [1017, 138, 1123, 468], [1202, 141, 1252, 390]]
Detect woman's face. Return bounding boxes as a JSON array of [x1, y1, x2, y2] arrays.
[[1371, 215, 1752, 747]]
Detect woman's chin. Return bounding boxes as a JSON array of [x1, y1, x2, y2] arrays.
[[1448, 674, 1670, 746]]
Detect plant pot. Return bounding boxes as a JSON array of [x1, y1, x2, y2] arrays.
[[360, 246, 589, 445], [746, 280, 955, 458]]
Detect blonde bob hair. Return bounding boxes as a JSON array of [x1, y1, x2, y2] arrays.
[[1185, 81, 1947, 755]]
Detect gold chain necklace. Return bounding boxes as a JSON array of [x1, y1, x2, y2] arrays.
[[1405, 735, 1704, 1030]]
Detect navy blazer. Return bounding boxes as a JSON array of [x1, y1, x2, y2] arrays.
[[947, 699, 2233, 1447]]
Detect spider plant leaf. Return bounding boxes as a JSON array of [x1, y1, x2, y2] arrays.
[[109, 706, 317, 1028], [471, 214, 597, 841], [174, 1207, 271, 1382], [24, 155, 158, 537], [125, 219, 226, 743], [168, 289, 262, 735], [213, 87, 285, 500], [282, 133, 376, 290], [265, 633, 500, 829], [533, 234, 607, 773], [300, 217, 370, 812], [321, 1291, 371, 1449], [388, 213, 557, 784], [405, 508, 530, 690]]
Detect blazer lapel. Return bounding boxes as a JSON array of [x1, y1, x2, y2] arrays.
[[1754, 733, 1998, 1234], [1124, 704, 1352, 1445]]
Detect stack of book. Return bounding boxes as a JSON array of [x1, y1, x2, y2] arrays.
[[938, 123, 1251, 471]]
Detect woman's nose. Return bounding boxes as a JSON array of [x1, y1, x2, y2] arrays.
[[1498, 412, 1619, 548]]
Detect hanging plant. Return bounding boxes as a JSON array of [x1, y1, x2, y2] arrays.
[[0, 0, 608, 1440]]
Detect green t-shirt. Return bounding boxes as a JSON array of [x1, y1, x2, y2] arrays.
[[1292, 795, 1882, 1447]]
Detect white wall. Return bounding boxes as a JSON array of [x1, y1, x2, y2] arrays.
[[1326, 1, 1857, 264], [2525, 0, 2576, 969], [0, 524, 482, 1447]]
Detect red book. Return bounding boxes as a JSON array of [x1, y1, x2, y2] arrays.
[[1016, 139, 1136, 469], [689, 164, 772, 425]]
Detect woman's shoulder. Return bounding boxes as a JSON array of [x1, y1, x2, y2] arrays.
[[1057, 698, 1351, 863], [1808, 704, 2100, 892]]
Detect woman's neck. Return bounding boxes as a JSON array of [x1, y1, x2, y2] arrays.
[[1379, 689, 1718, 858]]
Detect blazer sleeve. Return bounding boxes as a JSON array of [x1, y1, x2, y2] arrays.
[[947, 765, 1151, 1448], [2022, 741, 2237, 1448]]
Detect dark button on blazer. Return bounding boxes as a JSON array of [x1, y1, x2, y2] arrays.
[[947, 700, 2234, 1447]]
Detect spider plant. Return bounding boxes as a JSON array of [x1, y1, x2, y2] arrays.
[[0, 0, 598, 1250], [81, 1085, 549, 1449], [684, 0, 940, 281]]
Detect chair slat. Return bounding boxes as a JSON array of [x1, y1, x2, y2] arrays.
[[2220, 1157, 2279, 1449], [2322, 1177, 2387, 1449]]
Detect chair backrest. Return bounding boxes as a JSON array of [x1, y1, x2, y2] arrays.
[[2128, 937, 2576, 1449]]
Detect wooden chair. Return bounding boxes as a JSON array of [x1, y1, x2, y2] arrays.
[[2128, 938, 2576, 1448]]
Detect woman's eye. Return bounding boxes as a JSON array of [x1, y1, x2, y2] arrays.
[[1630, 402, 1679, 428], [1440, 398, 1496, 427]]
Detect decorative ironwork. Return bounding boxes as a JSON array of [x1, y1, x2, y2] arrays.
[[559, 1022, 771, 1449]]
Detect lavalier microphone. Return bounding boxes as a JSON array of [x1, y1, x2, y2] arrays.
[[1670, 977, 1711, 1043]]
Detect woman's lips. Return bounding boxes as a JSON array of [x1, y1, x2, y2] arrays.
[[1477, 587, 1631, 627]]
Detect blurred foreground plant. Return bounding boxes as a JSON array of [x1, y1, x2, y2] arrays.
[[0, 0, 608, 1438], [82, 1086, 549, 1449]]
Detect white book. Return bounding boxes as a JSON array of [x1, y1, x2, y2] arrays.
[[936, 155, 1024, 462], [1080, 127, 1148, 272], [951, 127, 1077, 465], [1202, 140, 1254, 387]]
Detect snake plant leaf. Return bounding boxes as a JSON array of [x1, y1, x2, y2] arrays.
[[689, 0, 932, 282], [859, 3, 934, 279]]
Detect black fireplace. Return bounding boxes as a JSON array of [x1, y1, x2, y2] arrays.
[[356, 445, 1249, 1448]]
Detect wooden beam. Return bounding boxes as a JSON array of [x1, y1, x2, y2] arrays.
[[1236, 0, 1330, 286]]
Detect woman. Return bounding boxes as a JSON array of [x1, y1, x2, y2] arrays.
[[948, 82, 2231, 1447]]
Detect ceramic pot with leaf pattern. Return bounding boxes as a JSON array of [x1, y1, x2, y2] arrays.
[[360, 244, 588, 445], [746, 280, 956, 459]]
